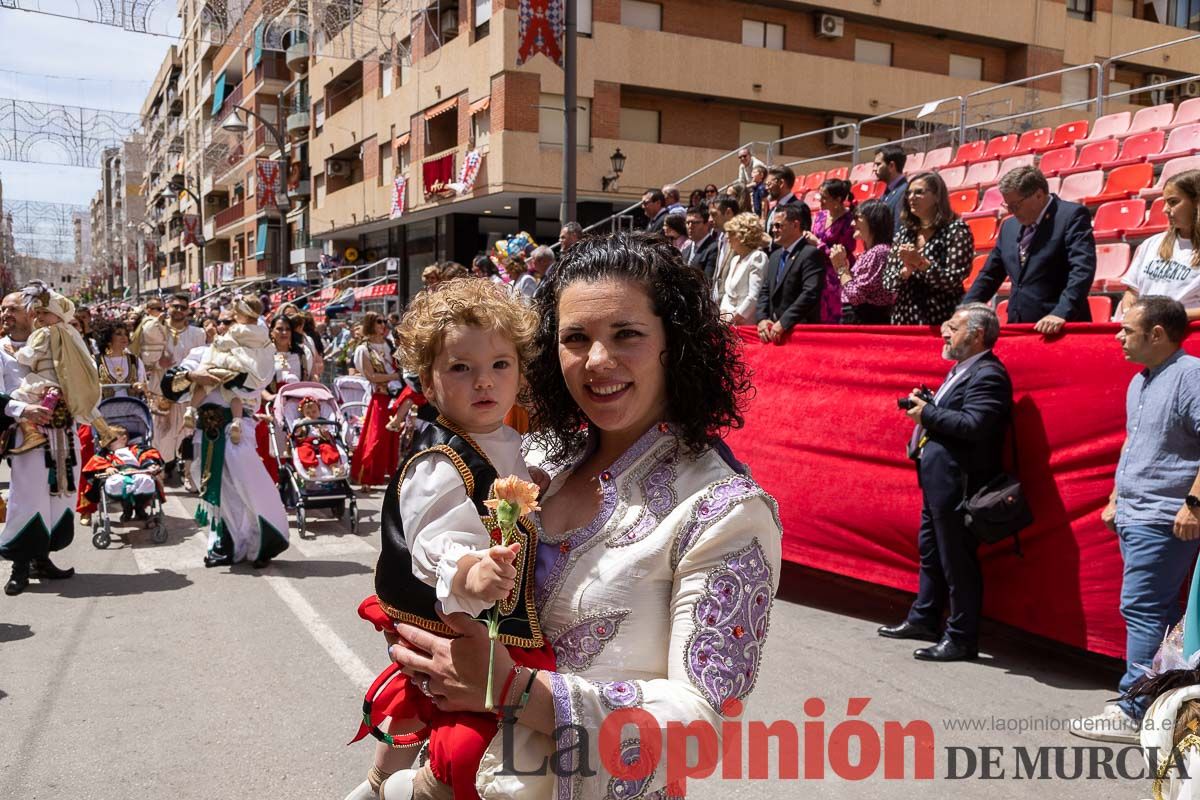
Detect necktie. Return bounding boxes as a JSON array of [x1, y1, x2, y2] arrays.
[[911, 365, 958, 453], [1018, 223, 1036, 265]]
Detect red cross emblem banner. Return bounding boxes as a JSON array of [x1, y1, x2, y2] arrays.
[[181, 214, 203, 247], [256, 159, 284, 208], [517, 0, 563, 66]]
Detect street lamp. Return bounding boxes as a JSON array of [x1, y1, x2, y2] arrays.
[[221, 105, 290, 284], [602, 148, 626, 192]]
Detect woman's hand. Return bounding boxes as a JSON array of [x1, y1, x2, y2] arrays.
[[389, 610, 513, 713], [829, 245, 848, 271]]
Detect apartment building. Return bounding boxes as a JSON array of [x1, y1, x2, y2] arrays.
[[140, 46, 184, 293], [296, 0, 1200, 299], [89, 139, 147, 298]]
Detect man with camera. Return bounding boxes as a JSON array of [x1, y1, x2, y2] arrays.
[[879, 303, 1013, 661]]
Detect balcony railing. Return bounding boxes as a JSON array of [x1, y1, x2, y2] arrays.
[[254, 57, 290, 87], [216, 84, 244, 121], [213, 200, 245, 230]]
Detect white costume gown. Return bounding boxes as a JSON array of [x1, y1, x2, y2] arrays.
[[475, 424, 782, 799], [149, 323, 207, 460]]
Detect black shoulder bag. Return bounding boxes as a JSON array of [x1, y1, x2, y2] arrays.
[[961, 422, 1033, 555]]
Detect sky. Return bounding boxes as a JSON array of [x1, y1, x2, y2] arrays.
[[0, 6, 176, 208]]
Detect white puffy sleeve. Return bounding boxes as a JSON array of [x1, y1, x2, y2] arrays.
[[480, 491, 783, 800], [397, 451, 499, 618]]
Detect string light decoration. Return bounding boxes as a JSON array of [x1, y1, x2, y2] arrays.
[[0, 98, 141, 168], [4, 200, 87, 262]]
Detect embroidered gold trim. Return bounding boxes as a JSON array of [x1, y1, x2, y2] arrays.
[[1154, 732, 1200, 800]]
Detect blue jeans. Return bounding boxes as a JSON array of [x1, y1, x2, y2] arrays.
[[1116, 523, 1200, 720]]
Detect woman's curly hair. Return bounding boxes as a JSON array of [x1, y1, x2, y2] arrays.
[[394, 277, 538, 379], [526, 232, 753, 463], [92, 318, 130, 356]]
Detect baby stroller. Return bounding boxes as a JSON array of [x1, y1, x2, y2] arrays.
[[334, 375, 371, 453], [269, 381, 359, 538], [89, 394, 167, 549]]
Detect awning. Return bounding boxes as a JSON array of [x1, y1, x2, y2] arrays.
[[354, 283, 397, 299], [255, 218, 268, 259], [394, 131, 411, 148], [469, 96, 491, 116], [211, 71, 227, 115], [253, 22, 264, 66], [423, 97, 458, 120]]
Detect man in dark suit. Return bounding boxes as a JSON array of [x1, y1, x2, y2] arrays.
[[641, 189, 668, 233], [874, 145, 909, 234], [763, 164, 803, 231], [963, 166, 1097, 333], [682, 204, 719, 280], [755, 203, 826, 343], [879, 303, 1013, 661]]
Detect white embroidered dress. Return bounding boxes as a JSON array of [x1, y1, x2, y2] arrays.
[[476, 424, 782, 799]]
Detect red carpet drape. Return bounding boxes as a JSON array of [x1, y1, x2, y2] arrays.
[[725, 323, 1188, 659]]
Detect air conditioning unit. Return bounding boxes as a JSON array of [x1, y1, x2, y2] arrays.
[[816, 13, 844, 39], [440, 9, 459, 38], [1148, 73, 1170, 85], [1181, 80, 1200, 99], [829, 116, 856, 147], [1148, 73, 1170, 105], [326, 160, 349, 177]]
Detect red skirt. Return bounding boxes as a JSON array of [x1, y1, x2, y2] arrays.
[[350, 393, 399, 486], [76, 424, 96, 515], [255, 399, 279, 484]]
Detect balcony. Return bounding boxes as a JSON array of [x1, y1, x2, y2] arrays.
[[200, 20, 223, 57], [203, 218, 215, 243], [213, 200, 245, 231], [289, 179, 310, 198], [291, 246, 320, 265], [215, 84, 243, 122], [285, 40, 309, 73], [252, 57, 290, 96], [286, 110, 310, 137]]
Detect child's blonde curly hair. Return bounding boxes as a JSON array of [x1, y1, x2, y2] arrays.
[[395, 278, 538, 380]]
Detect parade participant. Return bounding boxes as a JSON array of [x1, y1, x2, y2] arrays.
[[127, 297, 163, 362], [292, 396, 344, 478], [380, 233, 782, 799], [94, 320, 147, 399], [346, 278, 552, 800], [162, 343, 290, 568], [256, 313, 308, 484], [80, 424, 163, 522], [349, 312, 401, 490], [0, 292, 69, 596], [146, 294, 206, 481], [184, 296, 274, 445]]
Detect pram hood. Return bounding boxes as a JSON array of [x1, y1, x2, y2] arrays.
[[96, 396, 154, 445], [274, 381, 340, 431]]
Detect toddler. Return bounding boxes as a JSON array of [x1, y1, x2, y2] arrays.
[[185, 296, 274, 444], [293, 396, 346, 478]]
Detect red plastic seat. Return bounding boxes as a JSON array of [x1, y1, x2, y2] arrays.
[[802, 171, 826, 192], [1091, 200, 1147, 242], [967, 216, 999, 251], [1140, 155, 1200, 199], [963, 160, 1000, 188], [849, 162, 876, 183], [964, 253, 989, 291], [1089, 295, 1114, 322], [802, 190, 822, 212], [1094, 243, 1132, 291], [1058, 170, 1105, 204], [1129, 103, 1175, 136], [1012, 127, 1052, 156], [997, 155, 1036, 181], [962, 186, 1004, 220], [949, 189, 978, 216], [826, 166, 850, 181], [1046, 176, 1062, 195], [1079, 111, 1132, 143], [1060, 139, 1119, 175], [923, 147, 954, 172], [984, 134, 1019, 161], [1038, 146, 1077, 177], [1035, 120, 1089, 153], [996, 299, 1010, 319], [903, 151, 926, 175], [851, 180, 885, 202], [1130, 197, 1169, 237], [948, 140, 988, 168], [938, 165, 967, 190], [1107, 130, 1167, 168], [1081, 163, 1154, 205], [1148, 123, 1200, 164], [1170, 97, 1200, 130]]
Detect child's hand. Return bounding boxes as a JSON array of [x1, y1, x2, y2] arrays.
[[462, 543, 521, 602]]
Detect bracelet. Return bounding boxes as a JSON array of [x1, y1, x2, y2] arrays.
[[516, 669, 539, 714], [496, 665, 522, 718]]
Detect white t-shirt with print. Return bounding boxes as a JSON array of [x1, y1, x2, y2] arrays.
[[1124, 233, 1200, 307]]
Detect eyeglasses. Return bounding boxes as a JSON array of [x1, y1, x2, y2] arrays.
[[218, 318, 234, 325], [1001, 194, 1032, 212], [169, 304, 188, 311]]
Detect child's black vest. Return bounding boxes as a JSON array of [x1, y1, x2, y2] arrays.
[[375, 418, 543, 648]]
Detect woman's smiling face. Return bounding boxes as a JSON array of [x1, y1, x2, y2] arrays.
[[557, 278, 669, 442]]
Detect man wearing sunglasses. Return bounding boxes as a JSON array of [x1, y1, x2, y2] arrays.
[[756, 203, 826, 344], [146, 294, 206, 484]]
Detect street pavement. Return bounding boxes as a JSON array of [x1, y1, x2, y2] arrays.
[[0, 477, 1147, 799]]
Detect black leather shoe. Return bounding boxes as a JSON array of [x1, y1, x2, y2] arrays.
[[203, 552, 233, 568], [31, 558, 74, 580], [914, 638, 978, 662], [4, 567, 29, 596], [250, 557, 271, 569], [877, 621, 940, 642]]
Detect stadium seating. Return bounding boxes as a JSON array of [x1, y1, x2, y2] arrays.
[[1089, 295, 1114, 322], [949, 189, 978, 216], [1170, 97, 1200, 129], [1082, 163, 1154, 205], [1129, 103, 1176, 136], [967, 216, 999, 251], [1130, 197, 1169, 237], [997, 154, 1036, 181], [904, 152, 926, 174], [1140, 155, 1200, 199], [1091, 200, 1146, 243], [1148, 123, 1200, 164], [984, 134, 1020, 161], [849, 162, 875, 183], [1012, 127, 1052, 156], [1059, 170, 1105, 203], [1107, 130, 1168, 168], [1038, 120, 1090, 153], [948, 140, 988, 168], [852, 181, 885, 202], [996, 299, 1009, 319], [938, 165, 967, 190], [802, 172, 826, 192], [1038, 146, 1077, 177], [1094, 243, 1132, 291], [963, 160, 1000, 188], [1066, 139, 1120, 175], [1079, 111, 1131, 143], [923, 147, 955, 172], [963, 186, 1003, 220], [827, 166, 850, 181], [803, 190, 822, 212], [964, 253, 989, 290], [1046, 176, 1062, 195]]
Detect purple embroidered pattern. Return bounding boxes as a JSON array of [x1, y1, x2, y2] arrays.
[[597, 679, 644, 711], [670, 475, 762, 569], [552, 610, 631, 672], [607, 739, 656, 800], [685, 539, 773, 713], [608, 456, 678, 548], [551, 673, 581, 800]]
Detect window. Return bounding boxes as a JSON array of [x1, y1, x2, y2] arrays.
[[539, 93, 591, 147], [738, 121, 781, 147], [426, 106, 459, 154], [854, 39, 892, 67], [378, 142, 392, 186], [381, 60, 393, 97], [620, 107, 660, 143], [398, 37, 412, 87], [578, 0, 593, 35], [1113, 0, 1134, 17], [472, 110, 491, 151], [1061, 69, 1091, 105], [742, 20, 784, 50], [621, 0, 661, 31], [1066, 0, 1094, 21], [315, 173, 325, 207], [474, 0, 490, 39], [948, 54, 983, 81]]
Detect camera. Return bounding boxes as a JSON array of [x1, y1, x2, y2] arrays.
[[897, 384, 934, 410]]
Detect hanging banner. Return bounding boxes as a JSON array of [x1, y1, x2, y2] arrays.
[[181, 214, 203, 247], [256, 159, 284, 208], [448, 150, 482, 196], [390, 175, 408, 219], [143, 241, 157, 270], [221, 262, 236, 282], [517, 0, 564, 66], [422, 153, 455, 197]]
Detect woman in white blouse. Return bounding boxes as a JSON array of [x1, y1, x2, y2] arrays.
[[716, 212, 769, 325]]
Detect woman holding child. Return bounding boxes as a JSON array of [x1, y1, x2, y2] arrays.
[[350, 312, 403, 490], [351, 235, 783, 799]]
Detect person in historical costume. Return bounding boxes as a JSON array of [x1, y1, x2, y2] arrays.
[[80, 424, 164, 521], [143, 294, 206, 482], [0, 287, 111, 595], [162, 344, 289, 569], [373, 235, 783, 800], [345, 279, 553, 800], [256, 313, 308, 486], [350, 312, 402, 490]]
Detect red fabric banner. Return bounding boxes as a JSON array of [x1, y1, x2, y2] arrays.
[[422, 153, 455, 197], [724, 324, 1197, 659]]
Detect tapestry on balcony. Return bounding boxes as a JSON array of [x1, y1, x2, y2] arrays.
[[516, 0, 563, 67], [256, 159, 283, 208], [390, 175, 407, 219], [181, 215, 203, 247], [422, 153, 454, 197]]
